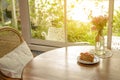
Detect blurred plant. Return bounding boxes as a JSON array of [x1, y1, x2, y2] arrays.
[[91, 15, 108, 31], [51, 17, 64, 28], [29, 0, 64, 39], [67, 21, 95, 44], [113, 8, 120, 36]]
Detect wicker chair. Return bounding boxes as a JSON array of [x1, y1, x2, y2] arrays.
[[0, 27, 33, 80]]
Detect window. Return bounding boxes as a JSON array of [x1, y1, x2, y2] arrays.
[[111, 0, 120, 50], [18, 0, 118, 51], [0, 0, 21, 30], [66, 0, 109, 45]]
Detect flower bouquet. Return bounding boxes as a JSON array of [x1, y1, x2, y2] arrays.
[[91, 15, 108, 31], [91, 15, 108, 58], [91, 15, 108, 41]]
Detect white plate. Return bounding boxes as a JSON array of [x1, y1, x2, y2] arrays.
[[77, 56, 100, 64]]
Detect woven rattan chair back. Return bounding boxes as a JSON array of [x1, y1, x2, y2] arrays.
[[0, 27, 23, 58]]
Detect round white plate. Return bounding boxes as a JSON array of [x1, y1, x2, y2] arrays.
[[77, 56, 100, 64]]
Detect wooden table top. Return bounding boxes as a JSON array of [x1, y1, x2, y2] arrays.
[[22, 46, 120, 80]]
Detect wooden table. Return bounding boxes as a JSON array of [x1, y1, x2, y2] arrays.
[[22, 46, 120, 80]]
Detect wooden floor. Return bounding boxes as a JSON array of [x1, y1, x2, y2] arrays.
[[31, 50, 44, 57]]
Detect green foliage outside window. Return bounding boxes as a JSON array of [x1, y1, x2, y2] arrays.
[[113, 7, 120, 36], [29, 0, 64, 39], [29, 0, 120, 45], [67, 20, 96, 44]]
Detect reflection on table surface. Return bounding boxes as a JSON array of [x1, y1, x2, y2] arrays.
[[22, 46, 120, 80]]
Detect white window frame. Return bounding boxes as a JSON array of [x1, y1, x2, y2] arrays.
[[107, 0, 114, 50], [18, 0, 113, 51]]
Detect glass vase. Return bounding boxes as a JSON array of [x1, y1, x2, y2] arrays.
[[95, 30, 105, 57]]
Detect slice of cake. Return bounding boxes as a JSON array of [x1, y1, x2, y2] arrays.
[[80, 52, 94, 62]]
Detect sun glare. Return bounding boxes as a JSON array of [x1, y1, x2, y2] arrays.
[[67, 0, 108, 22]]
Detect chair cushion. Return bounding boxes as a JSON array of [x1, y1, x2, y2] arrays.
[[0, 41, 33, 78]]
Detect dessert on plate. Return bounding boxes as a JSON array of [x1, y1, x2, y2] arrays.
[[80, 52, 94, 62]]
